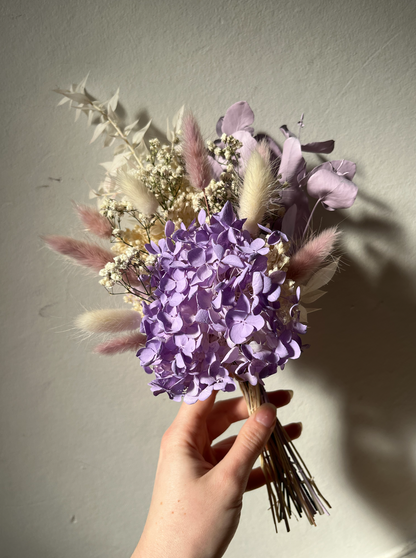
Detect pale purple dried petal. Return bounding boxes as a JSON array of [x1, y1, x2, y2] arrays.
[[307, 168, 358, 210], [221, 101, 255, 136]]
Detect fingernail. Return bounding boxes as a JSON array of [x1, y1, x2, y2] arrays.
[[296, 422, 303, 432], [255, 404, 277, 428], [287, 390, 294, 400]]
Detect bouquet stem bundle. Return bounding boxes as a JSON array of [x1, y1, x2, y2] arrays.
[[238, 381, 330, 532]]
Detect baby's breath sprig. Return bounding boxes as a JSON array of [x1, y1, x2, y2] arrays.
[[207, 133, 243, 167], [138, 139, 185, 214], [200, 134, 243, 214], [192, 177, 239, 215], [99, 247, 154, 302]]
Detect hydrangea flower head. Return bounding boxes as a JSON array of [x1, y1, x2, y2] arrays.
[[137, 202, 305, 403]]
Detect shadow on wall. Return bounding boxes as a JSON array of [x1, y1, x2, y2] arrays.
[[294, 196, 416, 539]]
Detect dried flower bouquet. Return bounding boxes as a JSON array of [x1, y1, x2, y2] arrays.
[[46, 76, 358, 531]]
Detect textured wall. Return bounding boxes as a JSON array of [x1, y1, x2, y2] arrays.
[[1, 0, 416, 556]]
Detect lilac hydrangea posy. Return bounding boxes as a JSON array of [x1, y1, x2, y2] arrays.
[[46, 79, 358, 531], [139, 204, 304, 404]]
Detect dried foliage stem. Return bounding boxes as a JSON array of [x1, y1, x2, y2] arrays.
[[238, 380, 330, 532], [96, 107, 143, 168]]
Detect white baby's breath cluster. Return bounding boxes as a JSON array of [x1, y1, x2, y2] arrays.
[[276, 280, 298, 325], [99, 247, 138, 287], [266, 238, 291, 273], [191, 135, 242, 213], [98, 246, 149, 290], [192, 178, 239, 214], [207, 133, 243, 162], [99, 197, 134, 218], [138, 139, 185, 213]]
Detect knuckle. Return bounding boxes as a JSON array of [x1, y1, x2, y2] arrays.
[[160, 426, 176, 450]]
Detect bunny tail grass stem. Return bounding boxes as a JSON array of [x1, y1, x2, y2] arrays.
[[238, 381, 330, 532]]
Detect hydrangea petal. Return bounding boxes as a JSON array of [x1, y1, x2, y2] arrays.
[[230, 322, 254, 344], [188, 247, 206, 266]]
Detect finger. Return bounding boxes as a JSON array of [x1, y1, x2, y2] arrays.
[[214, 403, 276, 491], [207, 390, 293, 441], [283, 422, 303, 441], [211, 422, 302, 463], [172, 391, 217, 441]]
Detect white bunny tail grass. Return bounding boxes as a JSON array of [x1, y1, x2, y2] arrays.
[[238, 146, 274, 237], [239, 381, 331, 532], [116, 170, 159, 215], [75, 309, 142, 334]]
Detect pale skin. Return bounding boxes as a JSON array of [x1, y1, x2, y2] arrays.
[[132, 389, 301, 558]]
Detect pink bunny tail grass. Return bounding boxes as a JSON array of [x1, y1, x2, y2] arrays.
[[74, 203, 113, 239], [43, 236, 114, 272], [182, 113, 212, 191], [287, 227, 340, 283], [94, 332, 147, 355]]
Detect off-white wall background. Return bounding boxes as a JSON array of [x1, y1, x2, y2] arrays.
[[1, 0, 416, 556]]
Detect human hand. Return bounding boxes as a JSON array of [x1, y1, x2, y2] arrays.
[[132, 390, 301, 558]]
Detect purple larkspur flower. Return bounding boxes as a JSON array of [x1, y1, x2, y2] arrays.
[[212, 102, 357, 239], [137, 202, 305, 404]]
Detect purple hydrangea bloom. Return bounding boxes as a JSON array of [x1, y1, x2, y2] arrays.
[[137, 202, 305, 404]]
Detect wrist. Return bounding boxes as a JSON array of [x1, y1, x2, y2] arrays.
[[132, 527, 206, 558]]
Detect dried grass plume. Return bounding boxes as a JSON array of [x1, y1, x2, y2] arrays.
[[94, 332, 147, 355], [287, 227, 340, 283], [75, 309, 142, 334], [43, 236, 114, 272], [238, 143, 274, 237], [182, 113, 212, 191], [116, 170, 159, 215], [74, 203, 113, 238]]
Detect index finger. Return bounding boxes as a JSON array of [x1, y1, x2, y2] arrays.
[[173, 390, 218, 440]]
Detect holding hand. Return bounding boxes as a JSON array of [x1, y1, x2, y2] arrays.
[[133, 390, 301, 558]]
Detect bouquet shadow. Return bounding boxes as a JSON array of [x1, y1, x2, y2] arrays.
[[293, 209, 416, 538]]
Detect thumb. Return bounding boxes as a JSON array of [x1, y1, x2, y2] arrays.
[[215, 403, 276, 491]]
